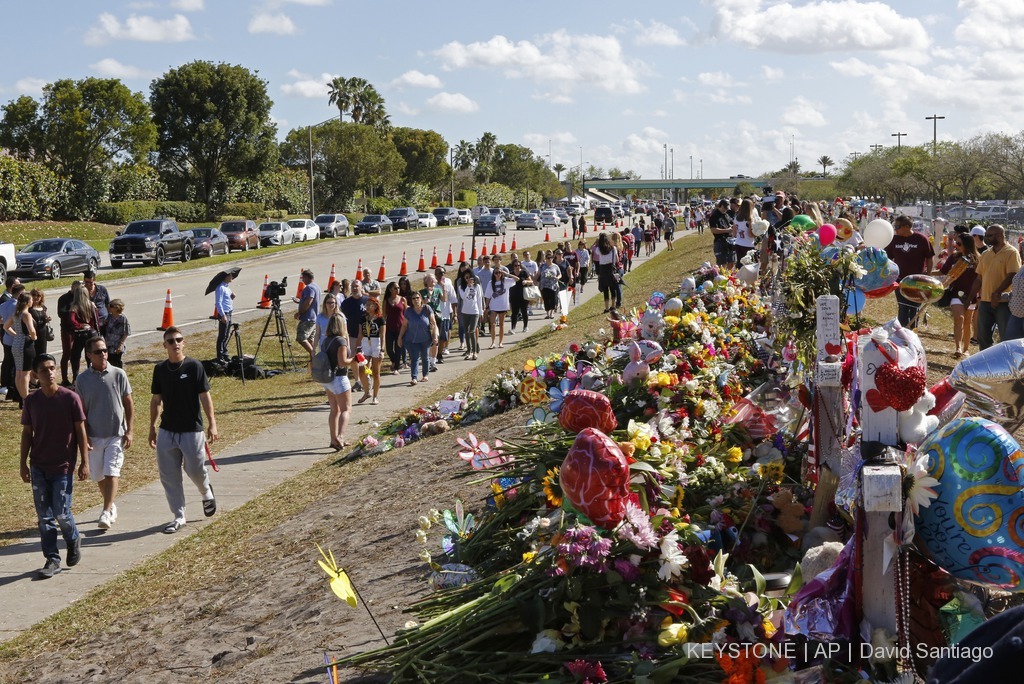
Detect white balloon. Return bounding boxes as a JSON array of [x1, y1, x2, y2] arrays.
[[863, 219, 894, 249], [737, 263, 759, 286]]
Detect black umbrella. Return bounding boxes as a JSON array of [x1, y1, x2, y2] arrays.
[[205, 266, 241, 295]]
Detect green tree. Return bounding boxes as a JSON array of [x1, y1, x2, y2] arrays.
[[391, 127, 448, 189], [454, 140, 475, 170], [552, 162, 566, 182], [817, 155, 834, 177], [474, 131, 498, 183], [0, 78, 156, 217], [150, 61, 277, 217]]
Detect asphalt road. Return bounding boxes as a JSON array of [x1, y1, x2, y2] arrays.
[[38, 221, 592, 350]]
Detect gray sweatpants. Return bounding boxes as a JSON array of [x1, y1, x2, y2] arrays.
[[156, 429, 213, 524]]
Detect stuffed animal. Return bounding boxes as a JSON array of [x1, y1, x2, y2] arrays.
[[638, 308, 666, 341], [420, 419, 450, 436], [898, 390, 939, 444], [623, 340, 660, 386], [679, 277, 697, 299]]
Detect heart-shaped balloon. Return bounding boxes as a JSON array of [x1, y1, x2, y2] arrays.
[[875, 362, 927, 411], [560, 428, 630, 529], [915, 417, 1024, 591], [558, 390, 617, 434]]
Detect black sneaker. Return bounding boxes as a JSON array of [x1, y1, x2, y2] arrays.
[[39, 558, 61, 579], [66, 537, 82, 567], [203, 488, 217, 517]]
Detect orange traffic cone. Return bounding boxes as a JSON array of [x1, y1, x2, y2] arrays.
[[490, 238, 497, 256], [416, 248, 427, 273], [157, 289, 174, 331], [257, 274, 271, 309], [377, 255, 387, 282], [500, 236, 507, 253], [210, 305, 219, 320], [563, 225, 568, 239], [545, 227, 551, 241], [326, 264, 336, 291], [471, 244, 478, 260], [430, 247, 439, 269], [510, 235, 517, 251], [296, 272, 306, 299], [399, 252, 409, 276], [459, 242, 466, 262], [355, 258, 363, 281], [445, 244, 454, 266]]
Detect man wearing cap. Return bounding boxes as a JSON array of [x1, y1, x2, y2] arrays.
[[968, 224, 1021, 351], [886, 216, 935, 328], [294, 269, 321, 366], [970, 225, 988, 254], [21, 353, 89, 578]]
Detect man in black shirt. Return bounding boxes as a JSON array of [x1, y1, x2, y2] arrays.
[[149, 327, 218, 534], [708, 199, 734, 266]]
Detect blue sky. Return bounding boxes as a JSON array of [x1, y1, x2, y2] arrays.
[[2, 1, 1021, 180]]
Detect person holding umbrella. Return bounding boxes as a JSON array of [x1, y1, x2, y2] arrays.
[[207, 268, 240, 364]]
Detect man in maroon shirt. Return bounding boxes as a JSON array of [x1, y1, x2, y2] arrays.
[[20, 353, 90, 578], [886, 215, 934, 328]]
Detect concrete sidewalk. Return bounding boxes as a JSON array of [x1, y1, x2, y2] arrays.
[[0, 229, 674, 642]]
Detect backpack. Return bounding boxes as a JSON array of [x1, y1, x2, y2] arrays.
[[311, 337, 339, 383]]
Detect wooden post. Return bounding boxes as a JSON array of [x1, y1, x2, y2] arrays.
[[857, 328, 902, 635], [810, 296, 844, 529]]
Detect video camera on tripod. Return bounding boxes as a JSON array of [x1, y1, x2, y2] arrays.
[[264, 276, 288, 305]]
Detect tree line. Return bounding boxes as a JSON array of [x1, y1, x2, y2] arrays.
[[0, 62, 574, 223]]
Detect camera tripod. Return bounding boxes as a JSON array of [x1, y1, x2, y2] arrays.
[[253, 299, 299, 372], [226, 322, 247, 386]]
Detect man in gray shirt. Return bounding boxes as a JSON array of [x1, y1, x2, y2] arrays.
[[75, 335, 134, 529]]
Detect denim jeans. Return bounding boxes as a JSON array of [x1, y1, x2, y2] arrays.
[[31, 466, 80, 563], [216, 312, 231, 362], [406, 340, 429, 380], [977, 302, 1011, 350], [1006, 314, 1024, 342], [895, 290, 920, 329]]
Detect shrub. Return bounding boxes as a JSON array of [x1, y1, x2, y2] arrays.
[[94, 200, 206, 225], [0, 157, 71, 221], [221, 202, 265, 219], [366, 197, 394, 214], [266, 209, 289, 219]]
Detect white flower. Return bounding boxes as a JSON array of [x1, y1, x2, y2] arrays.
[[702, 400, 720, 420], [658, 531, 689, 580], [415, 529, 428, 544], [905, 451, 940, 516], [530, 629, 564, 653], [418, 515, 432, 530], [851, 262, 867, 278], [418, 549, 432, 564]]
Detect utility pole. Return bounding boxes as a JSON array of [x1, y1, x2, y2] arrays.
[[870, 144, 884, 153], [450, 148, 455, 205], [689, 155, 693, 179], [925, 114, 945, 155], [851, 152, 862, 160], [891, 131, 907, 151]]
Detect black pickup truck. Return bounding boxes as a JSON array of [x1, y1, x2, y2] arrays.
[[109, 219, 194, 268]]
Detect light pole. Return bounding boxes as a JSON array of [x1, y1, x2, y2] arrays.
[[450, 147, 455, 205], [663, 144, 668, 200], [700, 158, 703, 179], [925, 114, 945, 155], [891, 131, 907, 151], [307, 114, 340, 219], [689, 155, 693, 179]]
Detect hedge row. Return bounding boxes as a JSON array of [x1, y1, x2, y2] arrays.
[[94, 201, 207, 225], [0, 157, 71, 221]]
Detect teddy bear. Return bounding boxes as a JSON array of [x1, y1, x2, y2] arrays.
[[420, 419, 450, 436], [898, 390, 939, 445], [638, 308, 666, 342]]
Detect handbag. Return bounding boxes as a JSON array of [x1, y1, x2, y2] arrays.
[[44, 322, 54, 342], [523, 285, 542, 303]]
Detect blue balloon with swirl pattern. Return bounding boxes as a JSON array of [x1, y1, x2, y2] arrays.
[[915, 417, 1024, 591]]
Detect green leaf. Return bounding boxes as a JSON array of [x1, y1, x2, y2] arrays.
[[786, 562, 804, 595], [749, 563, 766, 596]]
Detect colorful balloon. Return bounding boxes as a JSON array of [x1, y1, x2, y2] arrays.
[[855, 247, 899, 294], [950, 339, 1024, 432], [790, 214, 816, 230], [847, 288, 866, 314], [863, 219, 894, 249], [928, 378, 966, 427], [835, 217, 855, 241], [899, 274, 945, 304], [560, 428, 631, 529], [818, 223, 837, 246], [558, 390, 617, 434], [915, 417, 1024, 591], [663, 297, 683, 317]]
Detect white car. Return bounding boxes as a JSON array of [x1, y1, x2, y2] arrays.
[[457, 209, 472, 224], [258, 221, 294, 246], [418, 212, 438, 228], [287, 219, 320, 242], [539, 210, 559, 228]]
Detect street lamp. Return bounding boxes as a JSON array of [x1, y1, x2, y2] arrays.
[[307, 114, 340, 219], [925, 114, 945, 155]]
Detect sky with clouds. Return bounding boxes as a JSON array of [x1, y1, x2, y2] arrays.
[[2, 0, 1023, 180]]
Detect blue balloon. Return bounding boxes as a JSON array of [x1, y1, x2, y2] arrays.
[[854, 247, 899, 292], [820, 245, 840, 261], [915, 417, 1024, 591], [847, 288, 866, 314]]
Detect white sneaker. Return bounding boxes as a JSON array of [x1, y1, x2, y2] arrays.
[[110, 503, 117, 523], [98, 509, 112, 530]]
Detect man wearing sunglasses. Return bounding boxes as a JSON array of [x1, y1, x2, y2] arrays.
[[75, 335, 134, 530], [149, 327, 218, 534]]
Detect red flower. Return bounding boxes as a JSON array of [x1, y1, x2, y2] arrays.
[[564, 659, 607, 683], [660, 588, 690, 616]]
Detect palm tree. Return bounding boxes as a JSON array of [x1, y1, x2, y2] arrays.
[[817, 155, 834, 177], [784, 160, 801, 175], [553, 162, 566, 182], [360, 88, 391, 137], [327, 76, 382, 124], [475, 131, 497, 183], [454, 140, 475, 170]]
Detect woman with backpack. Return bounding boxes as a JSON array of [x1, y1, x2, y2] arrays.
[[397, 291, 439, 386], [317, 313, 352, 450]]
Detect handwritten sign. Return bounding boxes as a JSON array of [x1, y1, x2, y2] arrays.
[[815, 295, 841, 361], [438, 400, 463, 416], [815, 361, 842, 387]]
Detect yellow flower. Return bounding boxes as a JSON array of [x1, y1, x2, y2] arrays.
[[542, 467, 563, 507], [763, 617, 777, 638], [523, 550, 537, 563], [725, 446, 743, 463], [658, 619, 689, 647], [759, 461, 785, 484]]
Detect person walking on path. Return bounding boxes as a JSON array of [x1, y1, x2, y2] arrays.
[[319, 313, 352, 450], [57, 281, 80, 386], [593, 232, 619, 313], [68, 286, 100, 384], [539, 252, 563, 319], [1, 280, 23, 402], [4, 291, 37, 406], [968, 224, 1021, 350], [29, 289, 51, 359], [82, 270, 110, 330], [293, 269, 321, 368], [458, 270, 484, 361], [485, 266, 519, 348], [148, 327, 218, 535], [939, 233, 979, 358], [434, 267, 457, 363], [214, 271, 235, 364], [886, 215, 935, 329], [76, 335, 134, 530], [20, 353, 89, 579], [357, 297, 385, 405], [315, 293, 343, 352], [383, 281, 406, 372], [397, 291, 438, 386]]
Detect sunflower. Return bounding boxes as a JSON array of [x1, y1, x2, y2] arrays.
[[542, 467, 563, 507]]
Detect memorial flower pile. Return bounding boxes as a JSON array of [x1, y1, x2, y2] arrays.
[[339, 276, 815, 682]]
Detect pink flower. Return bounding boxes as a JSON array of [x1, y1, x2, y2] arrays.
[[457, 433, 508, 470]]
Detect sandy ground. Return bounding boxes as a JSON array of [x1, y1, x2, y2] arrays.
[[0, 407, 534, 684]]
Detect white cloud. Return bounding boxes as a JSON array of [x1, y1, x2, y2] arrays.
[[425, 92, 479, 114], [89, 58, 155, 79], [532, 91, 573, 104], [278, 0, 330, 4], [624, 20, 685, 47], [84, 13, 195, 45], [781, 96, 827, 127], [954, 0, 1024, 50], [170, 0, 204, 10], [761, 65, 784, 82], [280, 69, 338, 98], [697, 71, 738, 87], [390, 70, 442, 89], [248, 13, 297, 35], [15, 77, 47, 96], [435, 30, 647, 94], [395, 102, 419, 116], [711, 0, 929, 54], [709, 92, 752, 105]]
